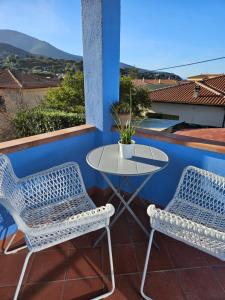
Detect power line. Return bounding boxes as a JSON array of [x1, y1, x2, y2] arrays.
[[151, 56, 225, 72]]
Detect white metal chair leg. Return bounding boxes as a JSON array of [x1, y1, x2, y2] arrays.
[[140, 229, 155, 300], [92, 226, 115, 300], [13, 227, 114, 300], [4, 232, 27, 255], [13, 251, 32, 300]]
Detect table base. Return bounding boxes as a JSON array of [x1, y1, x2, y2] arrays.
[[93, 172, 159, 249]]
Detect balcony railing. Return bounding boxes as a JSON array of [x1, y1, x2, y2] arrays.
[[0, 125, 225, 299]]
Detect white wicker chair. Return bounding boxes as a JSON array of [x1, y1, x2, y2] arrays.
[[141, 166, 225, 300], [0, 154, 115, 300]]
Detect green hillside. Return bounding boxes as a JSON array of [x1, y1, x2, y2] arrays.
[[0, 30, 181, 80], [0, 29, 82, 61]]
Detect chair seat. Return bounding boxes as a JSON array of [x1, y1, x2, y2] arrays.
[[21, 194, 96, 229], [167, 197, 225, 233], [149, 199, 225, 260], [21, 194, 104, 252]]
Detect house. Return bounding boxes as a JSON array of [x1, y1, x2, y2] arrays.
[[0, 69, 59, 113], [0, 69, 59, 140], [133, 78, 180, 90], [149, 75, 225, 127], [188, 73, 224, 81]]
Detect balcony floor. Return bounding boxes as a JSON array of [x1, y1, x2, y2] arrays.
[[0, 194, 225, 300]]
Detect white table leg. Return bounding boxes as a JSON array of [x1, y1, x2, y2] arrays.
[[94, 172, 153, 247]]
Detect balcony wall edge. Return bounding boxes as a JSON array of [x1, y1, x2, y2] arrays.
[[134, 128, 225, 154], [0, 124, 96, 154]]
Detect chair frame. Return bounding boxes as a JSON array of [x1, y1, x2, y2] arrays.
[[13, 226, 115, 300], [0, 154, 115, 300], [140, 166, 225, 299], [4, 232, 27, 255]]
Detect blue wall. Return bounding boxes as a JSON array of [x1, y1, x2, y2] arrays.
[[112, 132, 225, 207], [0, 130, 98, 239], [1, 129, 225, 240]]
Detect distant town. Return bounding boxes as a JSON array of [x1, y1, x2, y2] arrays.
[[0, 29, 225, 143]]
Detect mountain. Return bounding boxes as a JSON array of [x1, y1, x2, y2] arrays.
[[0, 29, 82, 61], [0, 43, 31, 59], [0, 29, 181, 80]]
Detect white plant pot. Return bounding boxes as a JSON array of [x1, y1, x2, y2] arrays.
[[118, 140, 135, 159]]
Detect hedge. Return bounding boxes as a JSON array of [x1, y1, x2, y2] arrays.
[[13, 109, 85, 138]]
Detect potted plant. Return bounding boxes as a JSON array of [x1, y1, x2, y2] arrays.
[[117, 120, 136, 159], [112, 105, 139, 159], [111, 101, 131, 126], [112, 88, 144, 159]]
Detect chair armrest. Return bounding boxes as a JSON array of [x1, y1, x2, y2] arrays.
[[18, 162, 87, 206], [25, 204, 115, 236], [147, 204, 225, 242]]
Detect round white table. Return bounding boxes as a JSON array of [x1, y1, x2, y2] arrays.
[[86, 143, 169, 246]]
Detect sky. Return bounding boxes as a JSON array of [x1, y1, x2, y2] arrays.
[[0, 0, 225, 78]]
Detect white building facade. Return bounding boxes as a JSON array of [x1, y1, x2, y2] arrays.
[[151, 102, 225, 127]]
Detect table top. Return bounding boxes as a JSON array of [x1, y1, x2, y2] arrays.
[[86, 144, 169, 176]]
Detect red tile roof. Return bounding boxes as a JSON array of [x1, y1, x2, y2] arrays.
[[132, 79, 150, 88], [188, 74, 224, 80], [143, 79, 179, 85], [149, 75, 225, 106], [0, 70, 59, 89], [132, 79, 179, 88], [175, 128, 225, 143]]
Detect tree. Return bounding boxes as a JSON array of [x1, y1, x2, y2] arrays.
[[120, 76, 150, 116], [127, 67, 139, 79], [120, 76, 133, 103], [4, 55, 18, 70], [43, 71, 85, 112]]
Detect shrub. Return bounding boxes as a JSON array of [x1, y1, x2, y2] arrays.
[[13, 109, 85, 138], [72, 105, 85, 114]]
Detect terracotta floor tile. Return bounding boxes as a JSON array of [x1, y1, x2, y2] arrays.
[[109, 216, 131, 245], [102, 243, 137, 275], [204, 254, 225, 266], [162, 237, 208, 268], [66, 247, 102, 279], [0, 252, 33, 286], [178, 267, 225, 300], [211, 266, 225, 290], [27, 249, 69, 283], [88, 217, 131, 247], [144, 270, 185, 300], [0, 285, 16, 300], [127, 203, 149, 227], [131, 204, 150, 228], [42, 241, 74, 253], [107, 274, 141, 300], [134, 241, 173, 272], [2, 193, 225, 299], [128, 221, 149, 243], [69, 230, 103, 249], [21, 281, 64, 300], [62, 277, 106, 300]]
